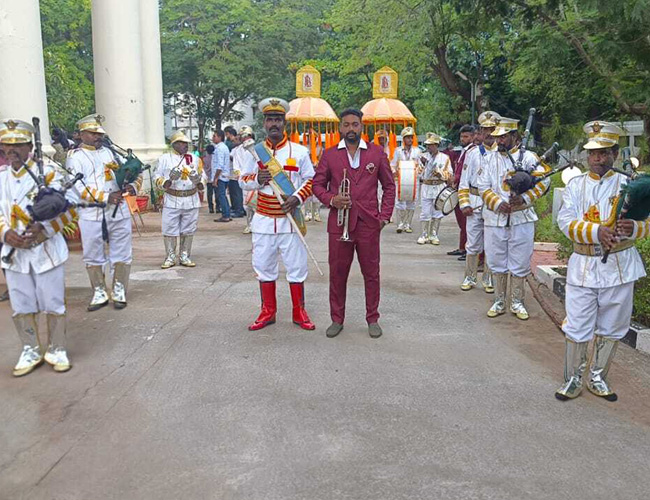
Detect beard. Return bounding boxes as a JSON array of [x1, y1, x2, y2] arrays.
[[344, 131, 359, 143]]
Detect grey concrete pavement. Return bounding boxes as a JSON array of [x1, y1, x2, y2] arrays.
[[1, 210, 650, 500]]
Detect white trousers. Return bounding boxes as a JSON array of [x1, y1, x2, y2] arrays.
[[395, 200, 417, 211], [6, 264, 66, 315], [162, 207, 199, 236], [252, 232, 308, 282], [484, 223, 534, 277], [465, 212, 485, 255], [419, 197, 443, 221], [79, 217, 133, 267], [563, 282, 634, 342]]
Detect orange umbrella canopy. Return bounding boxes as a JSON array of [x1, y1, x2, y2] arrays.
[[287, 97, 339, 123], [360, 98, 416, 123]]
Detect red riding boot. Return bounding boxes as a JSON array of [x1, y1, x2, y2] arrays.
[[249, 281, 277, 331], [290, 282, 315, 330]]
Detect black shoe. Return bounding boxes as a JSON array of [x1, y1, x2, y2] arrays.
[[209, 209, 214, 214], [368, 323, 383, 338], [326, 322, 343, 338], [0, 290, 8, 302], [457, 253, 467, 261], [447, 248, 464, 256], [214, 217, 232, 223]]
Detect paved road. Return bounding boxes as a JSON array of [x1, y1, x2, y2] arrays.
[[1, 210, 650, 500]]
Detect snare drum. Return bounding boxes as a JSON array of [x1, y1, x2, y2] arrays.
[[397, 160, 418, 202], [434, 186, 459, 215]]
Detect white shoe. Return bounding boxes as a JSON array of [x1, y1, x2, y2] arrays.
[[243, 225, 251, 234], [417, 234, 428, 245]]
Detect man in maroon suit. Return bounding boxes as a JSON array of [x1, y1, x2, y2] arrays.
[[448, 125, 477, 260], [313, 109, 396, 339]]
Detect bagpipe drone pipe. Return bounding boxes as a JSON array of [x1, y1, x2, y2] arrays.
[[101, 136, 146, 218]]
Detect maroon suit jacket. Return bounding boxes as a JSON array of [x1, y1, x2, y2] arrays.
[[313, 142, 396, 235], [453, 144, 477, 185]]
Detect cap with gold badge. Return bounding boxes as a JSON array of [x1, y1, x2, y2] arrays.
[[478, 111, 501, 128], [76, 114, 106, 134], [0, 119, 34, 144], [401, 126, 415, 138], [169, 130, 191, 144], [239, 125, 254, 137], [491, 117, 519, 137], [258, 98, 289, 115], [582, 121, 622, 150], [423, 132, 441, 145]]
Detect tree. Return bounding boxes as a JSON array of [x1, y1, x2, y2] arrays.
[[40, 0, 95, 132], [160, 0, 330, 144], [483, 0, 650, 153]]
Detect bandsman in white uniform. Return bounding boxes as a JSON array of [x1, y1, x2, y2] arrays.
[[458, 111, 500, 293], [555, 122, 649, 402], [66, 114, 143, 311], [302, 129, 323, 223], [233, 126, 256, 234], [154, 131, 204, 269], [417, 132, 452, 245], [391, 126, 420, 233], [477, 117, 551, 320], [0, 119, 75, 375], [239, 98, 316, 331]]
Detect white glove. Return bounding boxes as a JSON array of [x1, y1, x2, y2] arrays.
[[169, 167, 182, 181], [189, 170, 200, 185]]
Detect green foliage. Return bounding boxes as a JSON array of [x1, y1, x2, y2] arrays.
[[533, 173, 568, 249], [160, 0, 330, 143], [633, 238, 650, 325], [40, 0, 94, 132]]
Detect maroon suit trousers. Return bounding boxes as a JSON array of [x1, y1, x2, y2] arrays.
[[328, 220, 381, 324], [454, 204, 467, 251]]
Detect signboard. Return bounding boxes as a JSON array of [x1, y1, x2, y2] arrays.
[[373, 66, 398, 99], [296, 65, 321, 98]]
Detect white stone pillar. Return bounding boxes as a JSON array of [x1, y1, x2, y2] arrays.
[[91, 0, 146, 153], [139, 0, 167, 159], [0, 1, 53, 150]]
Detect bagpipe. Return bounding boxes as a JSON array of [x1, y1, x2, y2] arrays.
[[602, 158, 650, 263], [2, 117, 106, 265], [101, 137, 146, 217], [503, 108, 583, 195]]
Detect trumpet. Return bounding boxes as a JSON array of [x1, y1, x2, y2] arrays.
[[337, 168, 352, 242]]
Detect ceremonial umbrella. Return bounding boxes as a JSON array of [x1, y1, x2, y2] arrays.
[[287, 66, 340, 165], [361, 67, 417, 160]]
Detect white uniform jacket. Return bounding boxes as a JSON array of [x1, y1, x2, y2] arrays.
[[154, 151, 204, 210], [238, 137, 315, 234], [419, 151, 452, 200], [558, 170, 648, 288], [232, 144, 254, 177], [478, 147, 551, 227], [66, 145, 143, 222], [390, 146, 421, 172], [0, 159, 74, 273], [459, 142, 497, 211]]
